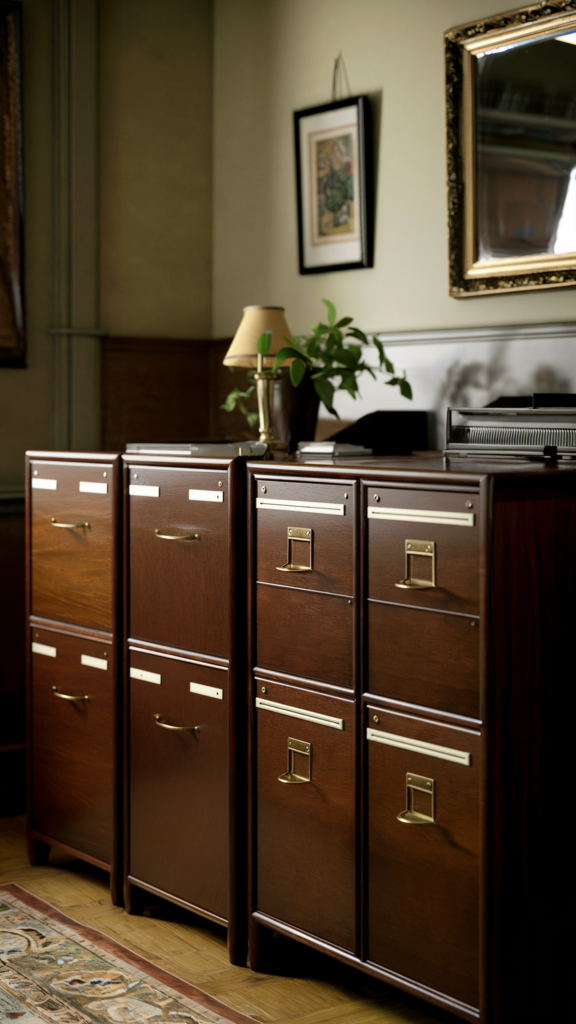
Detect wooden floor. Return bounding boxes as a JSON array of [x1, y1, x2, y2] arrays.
[[0, 815, 455, 1024]]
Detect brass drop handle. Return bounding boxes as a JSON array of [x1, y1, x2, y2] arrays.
[[396, 539, 436, 590], [276, 526, 313, 572], [154, 713, 198, 732], [52, 685, 89, 702], [155, 530, 199, 541], [397, 773, 436, 825], [51, 518, 90, 529], [278, 737, 311, 784]]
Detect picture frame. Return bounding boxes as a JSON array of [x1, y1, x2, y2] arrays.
[[0, 1, 25, 366], [294, 96, 373, 274], [445, 0, 576, 298]]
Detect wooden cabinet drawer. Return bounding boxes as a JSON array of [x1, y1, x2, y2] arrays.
[[31, 461, 113, 630], [128, 466, 229, 655], [30, 627, 114, 863], [129, 648, 228, 920], [365, 705, 480, 1009], [255, 681, 355, 952], [256, 585, 353, 687], [256, 480, 354, 595], [367, 487, 479, 615], [367, 602, 480, 719]]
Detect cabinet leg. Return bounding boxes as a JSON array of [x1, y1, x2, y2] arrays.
[[248, 918, 274, 973], [109, 868, 124, 909], [28, 837, 50, 866], [124, 881, 146, 916], [227, 916, 248, 967]]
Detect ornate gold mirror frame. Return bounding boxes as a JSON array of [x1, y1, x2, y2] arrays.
[[446, 1, 576, 297]]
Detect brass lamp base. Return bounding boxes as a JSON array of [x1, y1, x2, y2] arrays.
[[254, 358, 288, 452]]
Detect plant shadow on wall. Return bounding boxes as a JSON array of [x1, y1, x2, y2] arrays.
[[436, 343, 572, 412], [222, 300, 412, 447]]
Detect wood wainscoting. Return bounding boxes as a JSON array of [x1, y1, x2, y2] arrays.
[[0, 491, 25, 817], [101, 337, 255, 451]]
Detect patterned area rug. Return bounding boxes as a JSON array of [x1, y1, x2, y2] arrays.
[[0, 884, 252, 1023]]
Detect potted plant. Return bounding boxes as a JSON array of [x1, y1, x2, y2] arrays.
[[221, 299, 412, 442]]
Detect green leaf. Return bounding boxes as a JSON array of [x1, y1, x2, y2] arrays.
[[313, 376, 336, 414], [399, 378, 413, 400], [345, 176, 354, 201], [246, 412, 259, 428], [322, 299, 337, 326], [335, 317, 353, 329], [347, 327, 368, 344], [289, 358, 307, 387], [257, 331, 272, 356], [272, 346, 299, 372], [373, 338, 385, 364]]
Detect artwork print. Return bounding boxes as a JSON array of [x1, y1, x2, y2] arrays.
[[311, 126, 359, 245], [294, 96, 372, 274]]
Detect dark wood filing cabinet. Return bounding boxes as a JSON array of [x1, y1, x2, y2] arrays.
[[123, 454, 247, 965], [25, 452, 122, 904], [247, 455, 575, 1023]]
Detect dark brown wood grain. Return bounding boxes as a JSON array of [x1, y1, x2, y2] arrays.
[[30, 461, 114, 631], [25, 452, 123, 906], [100, 337, 257, 451], [255, 680, 356, 952], [256, 585, 353, 687], [485, 474, 576, 1024], [365, 704, 481, 1009], [0, 496, 26, 816], [367, 602, 480, 719], [29, 627, 114, 864], [256, 481, 354, 595], [128, 465, 229, 655], [367, 488, 480, 615], [128, 649, 229, 920]]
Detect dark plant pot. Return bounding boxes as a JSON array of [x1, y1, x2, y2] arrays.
[[273, 369, 321, 452]]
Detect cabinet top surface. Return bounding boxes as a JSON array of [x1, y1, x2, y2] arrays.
[[247, 452, 576, 483]]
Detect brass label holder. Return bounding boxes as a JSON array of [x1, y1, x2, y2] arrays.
[[395, 539, 436, 590], [278, 737, 311, 784], [397, 773, 436, 824], [276, 527, 313, 572]]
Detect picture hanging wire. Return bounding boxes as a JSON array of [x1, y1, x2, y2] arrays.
[[332, 53, 351, 101]]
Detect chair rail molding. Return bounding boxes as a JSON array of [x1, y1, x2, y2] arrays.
[[52, 0, 100, 450], [373, 322, 576, 347]]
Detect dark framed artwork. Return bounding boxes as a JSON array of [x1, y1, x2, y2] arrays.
[[0, 1, 24, 366], [294, 96, 373, 274]]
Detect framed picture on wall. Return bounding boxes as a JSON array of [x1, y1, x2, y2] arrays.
[[294, 96, 373, 274], [0, 1, 25, 366]]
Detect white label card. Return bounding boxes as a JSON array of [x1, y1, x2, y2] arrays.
[[32, 642, 56, 657], [190, 681, 223, 700], [130, 667, 161, 684], [81, 654, 108, 670], [129, 485, 160, 497], [32, 478, 57, 490], [189, 489, 224, 502], [79, 481, 108, 494]]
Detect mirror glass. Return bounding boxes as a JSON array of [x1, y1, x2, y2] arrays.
[[475, 31, 576, 262]]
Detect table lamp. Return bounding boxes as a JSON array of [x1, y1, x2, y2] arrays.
[[223, 306, 294, 451]]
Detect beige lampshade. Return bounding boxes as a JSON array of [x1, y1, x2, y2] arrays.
[[223, 305, 294, 368]]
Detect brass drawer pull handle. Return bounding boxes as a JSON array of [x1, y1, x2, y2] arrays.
[[397, 773, 436, 825], [51, 518, 90, 529], [276, 526, 313, 572], [154, 530, 199, 541], [154, 713, 198, 732], [395, 539, 436, 590], [278, 737, 311, 784], [52, 685, 89, 702]]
